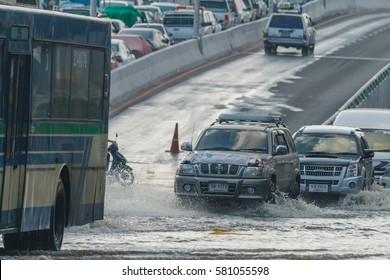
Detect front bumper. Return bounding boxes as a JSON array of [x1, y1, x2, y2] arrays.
[[174, 175, 271, 200], [300, 176, 364, 195]]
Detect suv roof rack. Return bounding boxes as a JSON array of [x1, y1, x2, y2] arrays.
[[215, 114, 285, 127]]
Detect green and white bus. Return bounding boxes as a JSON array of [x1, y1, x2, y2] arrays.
[[0, 3, 111, 250]]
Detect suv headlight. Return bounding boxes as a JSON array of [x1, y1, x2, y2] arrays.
[[345, 163, 358, 178], [178, 163, 197, 175], [243, 166, 265, 177]]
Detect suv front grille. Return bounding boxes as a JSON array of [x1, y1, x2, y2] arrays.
[[200, 163, 240, 175], [300, 165, 343, 177]]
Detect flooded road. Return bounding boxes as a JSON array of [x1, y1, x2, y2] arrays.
[[63, 179, 390, 260], [4, 175, 390, 260]]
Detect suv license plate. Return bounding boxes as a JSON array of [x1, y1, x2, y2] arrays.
[[280, 31, 291, 37], [308, 184, 328, 193], [209, 183, 228, 192]]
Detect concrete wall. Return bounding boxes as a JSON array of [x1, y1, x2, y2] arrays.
[[110, 0, 390, 112]]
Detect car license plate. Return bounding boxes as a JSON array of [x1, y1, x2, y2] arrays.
[[308, 184, 329, 193], [209, 183, 228, 192], [280, 31, 291, 37]]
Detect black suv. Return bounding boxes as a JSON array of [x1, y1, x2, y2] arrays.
[[174, 114, 301, 201]]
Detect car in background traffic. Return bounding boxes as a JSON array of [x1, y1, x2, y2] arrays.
[[162, 6, 215, 42], [174, 114, 301, 201], [112, 34, 153, 58], [134, 5, 164, 23], [60, 4, 101, 16], [111, 38, 136, 66], [118, 27, 170, 51], [100, 0, 134, 8], [227, 0, 252, 25], [210, 12, 223, 33], [293, 125, 375, 197], [150, 2, 180, 12], [242, 0, 256, 21], [132, 23, 175, 45], [110, 18, 127, 34], [252, 0, 268, 19], [263, 9, 316, 55], [200, 0, 234, 30], [110, 48, 120, 70], [332, 108, 390, 188]]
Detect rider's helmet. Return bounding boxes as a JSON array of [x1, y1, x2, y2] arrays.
[[108, 142, 119, 153]]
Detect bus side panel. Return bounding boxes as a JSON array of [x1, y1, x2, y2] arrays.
[[67, 134, 107, 226]]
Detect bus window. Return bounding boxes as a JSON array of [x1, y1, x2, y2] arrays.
[[51, 45, 71, 119], [70, 48, 89, 119], [88, 49, 104, 120], [32, 44, 51, 118]]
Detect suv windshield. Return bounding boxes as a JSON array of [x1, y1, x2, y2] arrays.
[[195, 128, 268, 152], [295, 133, 358, 155], [270, 15, 303, 29]]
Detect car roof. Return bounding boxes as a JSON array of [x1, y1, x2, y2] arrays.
[[333, 108, 390, 130], [296, 125, 362, 135]]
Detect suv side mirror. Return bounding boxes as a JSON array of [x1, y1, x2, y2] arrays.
[[364, 149, 375, 158], [181, 142, 193, 151], [275, 145, 288, 155]]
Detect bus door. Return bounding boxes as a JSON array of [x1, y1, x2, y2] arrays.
[[2, 55, 30, 228]]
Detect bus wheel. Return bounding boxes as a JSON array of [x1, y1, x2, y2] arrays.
[[42, 178, 66, 251]]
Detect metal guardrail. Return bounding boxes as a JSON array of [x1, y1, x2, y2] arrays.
[[323, 63, 390, 124]]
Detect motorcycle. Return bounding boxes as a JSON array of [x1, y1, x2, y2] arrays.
[[106, 133, 134, 186]]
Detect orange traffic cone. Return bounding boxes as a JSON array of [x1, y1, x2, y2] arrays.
[[166, 122, 180, 153]]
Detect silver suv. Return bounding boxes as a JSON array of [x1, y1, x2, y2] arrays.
[[163, 8, 215, 42], [263, 10, 316, 55], [174, 114, 301, 201], [293, 125, 375, 197]]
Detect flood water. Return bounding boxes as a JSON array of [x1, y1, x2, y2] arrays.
[[3, 169, 390, 260]]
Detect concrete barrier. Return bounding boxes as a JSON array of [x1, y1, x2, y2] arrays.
[[110, 0, 390, 113]]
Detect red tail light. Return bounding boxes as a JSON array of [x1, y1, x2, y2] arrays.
[[224, 14, 229, 24], [263, 30, 268, 38], [303, 31, 308, 40]]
